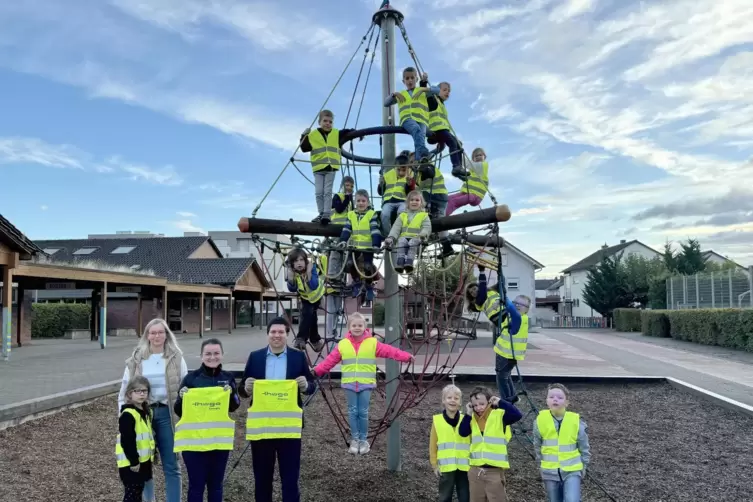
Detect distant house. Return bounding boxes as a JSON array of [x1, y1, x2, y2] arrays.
[[535, 277, 563, 319], [701, 250, 748, 274]]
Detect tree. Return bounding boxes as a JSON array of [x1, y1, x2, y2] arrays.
[[622, 254, 665, 307], [676, 238, 706, 275], [582, 254, 632, 319], [661, 240, 677, 272]]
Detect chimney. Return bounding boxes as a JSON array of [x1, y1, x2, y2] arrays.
[[601, 243, 609, 249], [620, 239, 626, 244]]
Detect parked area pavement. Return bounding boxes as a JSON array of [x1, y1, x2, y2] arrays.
[[2, 327, 753, 409]]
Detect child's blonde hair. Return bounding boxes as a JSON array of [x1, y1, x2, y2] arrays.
[[348, 311, 367, 327], [125, 375, 151, 414], [472, 147, 486, 159], [441, 384, 461, 401], [514, 294, 531, 314], [547, 383, 570, 399], [319, 110, 334, 122], [406, 190, 425, 209]]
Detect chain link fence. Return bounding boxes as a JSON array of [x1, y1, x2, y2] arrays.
[[666, 267, 753, 310]]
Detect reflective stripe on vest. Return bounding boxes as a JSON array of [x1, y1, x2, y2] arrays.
[[295, 269, 325, 303], [429, 100, 450, 132], [338, 337, 377, 385], [115, 408, 155, 467], [398, 211, 428, 239], [398, 90, 429, 126], [536, 410, 583, 473], [479, 290, 501, 321], [317, 255, 335, 294], [461, 160, 489, 199], [418, 169, 448, 195], [309, 129, 341, 172], [246, 380, 302, 440], [383, 169, 408, 201], [331, 193, 351, 224], [494, 314, 529, 360], [173, 387, 236, 452], [347, 210, 375, 250], [433, 413, 471, 473], [469, 409, 510, 468]]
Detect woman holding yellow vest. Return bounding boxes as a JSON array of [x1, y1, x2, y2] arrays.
[[173, 338, 240, 502], [458, 386, 523, 502], [430, 384, 470, 502], [384, 189, 432, 273], [446, 147, 489, 216], [117, 375, 155, 502], [285, 248, 326, 352], [314, 312, 413, 455], [533, 384, 591, 502]]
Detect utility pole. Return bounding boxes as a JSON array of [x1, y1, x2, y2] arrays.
[[374, 3, 403, 472]]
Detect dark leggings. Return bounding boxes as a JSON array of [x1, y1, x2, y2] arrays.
[[298, 300, 321, 343], [430, 130, 463, 168], [122, 481, 144, 502]]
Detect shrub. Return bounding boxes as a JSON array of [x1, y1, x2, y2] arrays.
[[663, 308, 753, 351], [32, 303, 90, 338], [614, 308, 642, 332], [640, 310, 670, 337], [373, 303, 385, 326]]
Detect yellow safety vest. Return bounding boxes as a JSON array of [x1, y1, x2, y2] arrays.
[[115, 408, 155, 468], [246, 380, 303, 441], [316, 255, 335, 295], [470, 409, 511, 468], [382, 169, 408, 202], [398, 211, 428, 239], [429, 99, 450, 132], [338, 337, 377, 385], [461, 160, 489, 199], [417, 168, 448, 196], [537, 410, 583, 473], [173, 387, 236, 452], [308, 129, 341, 172], [494, 314, 529, 361], [295, 267, 325, 303], [331, 193, 351, 224], [347, 210, 375, 250], [478, 290, 501, 321], [397, 90, 429, 126], [433, 413, 470, 473]]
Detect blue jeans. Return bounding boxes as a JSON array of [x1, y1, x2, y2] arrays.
[[544, 476, 582, 502], [402, 119, 429, 160], [183, 450, 230, 502], [143, 405, 182, 502], [344, 389, 372, 441], [380, 201, 405, 236], [495, 354, 517, 402]]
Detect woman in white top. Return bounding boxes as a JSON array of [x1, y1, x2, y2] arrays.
[[118, 318, 187, 502]]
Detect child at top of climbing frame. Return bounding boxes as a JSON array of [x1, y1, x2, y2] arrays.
[[285, 247, 326, 352], [384, 67, 440, 168], [313, 312, 413, 455], [330, 175, 355, 225], [446, 147, 489, 217], [384, 189, 431, 274], [300, 110, 356, 225], [430, 384, 470, 502], [377, 151, 416, 236], [424, 81, 467, 181], [533, 384, 591, 502], [458, 386, 522, 502], [337, 189, 381, 301]]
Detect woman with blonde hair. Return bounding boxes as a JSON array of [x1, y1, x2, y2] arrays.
[[118, 318, 188, 502]]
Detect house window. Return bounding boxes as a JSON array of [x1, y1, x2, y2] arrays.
[[501, 252, 508, 267], [73, 247, 98, 255], [507, 278, 519, 290], [237, 239, 252, 252], [43, 248, 61, 255], [0, 287, 18, 304], [111, 246, 136, 254]]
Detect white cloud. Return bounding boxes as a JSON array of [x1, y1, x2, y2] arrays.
[[173, 218, 205, 234], [112, 159, 184, 186], [0, 137, 85, 169], [549, 0, 596, 22], [40, 205, 48, 211], [176, 211, 196, 217]]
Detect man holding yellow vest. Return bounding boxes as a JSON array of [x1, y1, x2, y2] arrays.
[[239, 317, 316, 502]]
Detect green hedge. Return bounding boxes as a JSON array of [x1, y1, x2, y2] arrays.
[[614, 308, 642, 332], [32, 303, 90, 338], [640, 310, 670, 337], [639, 308, 753, 351], [373, 303, 385, 326]]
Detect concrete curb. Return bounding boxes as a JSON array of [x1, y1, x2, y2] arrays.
[[0, 380, 120, 431], [666, 377, 753, 419]]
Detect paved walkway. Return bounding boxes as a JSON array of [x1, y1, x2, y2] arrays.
[[2, 327, 752, 407]]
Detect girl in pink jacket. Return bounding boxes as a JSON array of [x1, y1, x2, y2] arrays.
[[314, 312, 413, 455]]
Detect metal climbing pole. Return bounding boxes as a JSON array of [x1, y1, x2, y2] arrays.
[[375, 3, 403, 472]]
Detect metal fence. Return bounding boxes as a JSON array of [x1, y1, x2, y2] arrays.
[[666, 267, 753, 310], [539, 316, 611, 329]]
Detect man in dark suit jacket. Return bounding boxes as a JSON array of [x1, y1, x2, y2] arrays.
[[239, 316, 316, 502]]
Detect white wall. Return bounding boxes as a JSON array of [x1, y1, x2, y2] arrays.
[[209, 231, 290, 293], [475, 247, 537, 323]]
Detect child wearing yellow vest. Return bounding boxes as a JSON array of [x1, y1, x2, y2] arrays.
[[337, 189, 382, 301], [446, 147, 489, 216], [314, 312, 413, 455], [384, 189, 432, 273], [285, 248, 326, 352], [533, 384, 591, 502], [430, 384, 470, 502], [458, 386, 522, 502], [116, 375, 155, 502], [377, 154, 417, 236]]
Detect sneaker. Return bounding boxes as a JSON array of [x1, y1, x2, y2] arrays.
[[311, 339, 325, 352], [451, 166, 469, 181], [358, 440, 371, 454], [395, 256, 405, 273], [403, 258, 414, 273], [441, 241, 455, 257], [293, 338, 307, 350], [320, 217, 330, 225], [365, 286, 375, 302], [311, 215, 322, 223], [349, 440, 359, 454]]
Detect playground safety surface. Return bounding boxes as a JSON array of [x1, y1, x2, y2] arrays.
[[0, 381, 750, 502]]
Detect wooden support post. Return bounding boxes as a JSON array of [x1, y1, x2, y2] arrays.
[[16, 286, 24, 347], [2, 266, 12, 360], [199, 293, 205, 338], [136, 292, 143, 337], [100, 282, 107, 349], [90, 288, 99, 342], [228, 296, 233, 334], [162, 288, 168, 320]]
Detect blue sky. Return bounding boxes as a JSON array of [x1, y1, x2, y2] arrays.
[[1, 0, 753, 275]]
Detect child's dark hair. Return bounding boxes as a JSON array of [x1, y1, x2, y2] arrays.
[[341, 175, 354, 186], [354, 189, 370, 202], [200, 338, 223, 354], [547, 383, 570, 399], [469, 386, 493, 402], [465, 282, 480, 311], [402, 66, 417, 77], [319, 109, 334, 121], [125, 376, 151, 414], [395, 153, 410, 166], [286, 247, 309, 269]]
